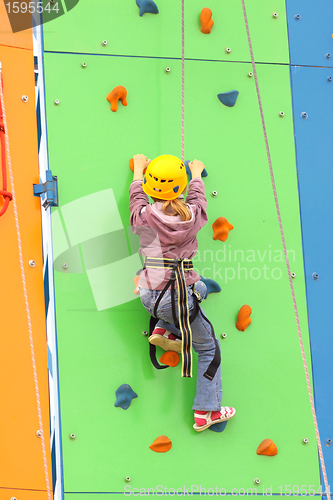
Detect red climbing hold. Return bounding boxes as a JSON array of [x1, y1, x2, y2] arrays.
[[212, 217, 234, 242], [236, 305, 252, 331], [0, 72, 12, 217], [106, 86, 128, 112], [134, 275, 140, 295], [200, 8, 214, 34], [159, 351, 180, 367], [149, 435, 172, 453], [129, 158, 147, 174], [257, 439, 278, 456]]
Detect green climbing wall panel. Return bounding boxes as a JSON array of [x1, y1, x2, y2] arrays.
[[43, 0, 289, 63], [43, 0, 319, 495]]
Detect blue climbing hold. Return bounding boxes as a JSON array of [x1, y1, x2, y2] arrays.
[[199, 276, 221, 296], [185, 161, 208, 181], [114, 384, 138, 410], [209, 421, 228, 433], [136, 0, 159, 16], [217, 91, 239, 108]]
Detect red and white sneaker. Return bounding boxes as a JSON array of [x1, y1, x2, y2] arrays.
[[148, 328, 182, 353], [193, 406, 236, 432]]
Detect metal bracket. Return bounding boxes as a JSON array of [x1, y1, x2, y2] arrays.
[[33, 169, 58, 209]]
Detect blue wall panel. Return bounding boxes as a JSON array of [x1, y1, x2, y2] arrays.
[[286, 1, 333, 67], [291, 65, 333, 486]]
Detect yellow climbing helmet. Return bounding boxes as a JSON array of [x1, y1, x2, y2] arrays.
[[142, 154, 187, 201]]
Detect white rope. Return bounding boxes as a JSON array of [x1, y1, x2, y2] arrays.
[[240, 2, 330, 498], [181, 0, 185, 163]]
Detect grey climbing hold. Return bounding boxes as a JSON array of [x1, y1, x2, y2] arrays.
[[136, 0, 159, 16], [199, 276, 221, 295], [217, 91, 239, 108], [185, 161, 208, 180], [209, 421, 227, 433], [114, 384, 138, 410]]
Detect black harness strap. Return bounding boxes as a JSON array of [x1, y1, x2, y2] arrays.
[[149, 315, 168, 370], [145, 257, 220, 380]]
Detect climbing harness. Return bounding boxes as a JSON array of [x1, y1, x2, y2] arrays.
[[0, 65, 12, 217], [144, 257, 220, 380]]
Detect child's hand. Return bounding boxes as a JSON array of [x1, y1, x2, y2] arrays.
[[133, 154, 151, 181], [189, 159, 205, 179], [133, 154, 151, 171]]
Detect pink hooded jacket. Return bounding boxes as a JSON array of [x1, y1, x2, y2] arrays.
[[129, 177, 208, 290]]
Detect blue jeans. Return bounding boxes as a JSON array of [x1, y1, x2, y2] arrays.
[[139, 281, 222, 411]]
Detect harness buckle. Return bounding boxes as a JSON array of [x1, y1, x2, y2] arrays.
[[192, 285, 203, 303], [170, 259, 179, 280]]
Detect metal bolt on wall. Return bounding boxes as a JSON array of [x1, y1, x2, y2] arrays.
[[22, 95, 28, 102]]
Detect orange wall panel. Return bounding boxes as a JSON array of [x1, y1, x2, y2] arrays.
[[0, 1, 33, 50], [0, 44, 52, 495]]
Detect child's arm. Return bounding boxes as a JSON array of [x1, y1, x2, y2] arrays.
[[129, 154, 151, 228], [188, 159, 205, 180], [186, 160, 208, 226], [133, 154, 151, 181]]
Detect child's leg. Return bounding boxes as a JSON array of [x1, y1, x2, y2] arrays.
[[153, 290, 222, 411], [190, 306, 222, 411], [155, 280, 208, 336], [155, 319, 181, 337]]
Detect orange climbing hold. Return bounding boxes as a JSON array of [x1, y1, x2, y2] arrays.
[[106, 86, 128, 112], [134, 275, 140, 295], [212, 217, 234, 242], [129, 158, 147, 174], [200, 8, 214, 34], [159, 351, 180, 367], [256, 439, 278, 456], [149, 435, 172, 453], [236, 305, 252, 331]]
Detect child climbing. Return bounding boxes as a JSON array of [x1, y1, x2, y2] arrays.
[[129, 153, 236, 431]]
